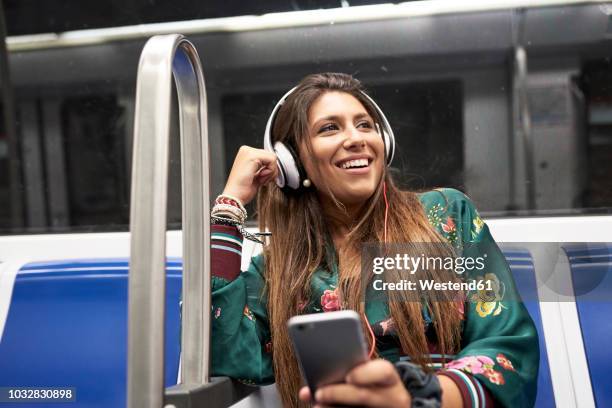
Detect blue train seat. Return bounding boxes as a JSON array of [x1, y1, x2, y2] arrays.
[[565, 244, 612, 407], [0, 259, 182, 408], [502, 248, 555, 408]]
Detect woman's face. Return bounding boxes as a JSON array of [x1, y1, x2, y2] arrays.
[[301, 91, 385, 206]]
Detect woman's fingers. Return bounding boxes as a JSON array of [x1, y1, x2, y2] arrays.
[[257, 168, 272, 177], [298, 386, 311, 402], [345, 359, 399, 387], [314, 383, 388, 407], [255, 160, 280, 186]]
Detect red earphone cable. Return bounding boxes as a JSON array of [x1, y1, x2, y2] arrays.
[[364, 312, 376, 359], [383, 181, 389, 242], [363, 181, 390, 359]]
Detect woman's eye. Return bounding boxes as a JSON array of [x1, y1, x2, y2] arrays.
[[318, 123, 337, 133], [358, 121, 373, 129]]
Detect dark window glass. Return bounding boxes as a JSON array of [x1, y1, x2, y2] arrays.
[[368, 81, 463, 191], [581, 60, 612, 211], [62, 96, 129, 227]]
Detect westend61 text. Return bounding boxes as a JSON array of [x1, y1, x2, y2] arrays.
[[372, 279, 493, 292]]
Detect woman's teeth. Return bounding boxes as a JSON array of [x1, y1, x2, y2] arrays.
[[341, 159, 369, 169]]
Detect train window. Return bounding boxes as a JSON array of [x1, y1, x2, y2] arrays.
[[581, 60, 612, 211], [0, 106, 9, 228], [61, 96, 129, 227], [368, 81, 464, 192], [2, 1, 612, 234]]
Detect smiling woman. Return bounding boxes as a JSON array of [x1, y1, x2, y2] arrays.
[[209, 72, 539, 408]]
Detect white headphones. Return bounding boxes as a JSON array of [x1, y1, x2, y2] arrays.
[[263, 86, 396, 192]]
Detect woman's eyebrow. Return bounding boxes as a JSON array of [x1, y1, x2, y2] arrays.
[[311, 113, 372, 129]]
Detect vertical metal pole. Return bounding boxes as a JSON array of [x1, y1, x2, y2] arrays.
[[515, 46, 536, 211], [128, 34, 210, 408], [512, 8, 536, 211]]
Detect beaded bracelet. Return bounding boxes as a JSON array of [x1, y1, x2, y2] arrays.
[[215, 194, 247, 217], [211, 203, 246, 224]]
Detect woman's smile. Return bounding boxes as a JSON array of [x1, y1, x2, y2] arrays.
[[335, 155, 373, 174]]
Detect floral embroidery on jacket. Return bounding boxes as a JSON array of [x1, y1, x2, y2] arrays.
[[496, 353, 515, 371], [471, 273, 507, 317], [485, 368, 506, 385], [320, 287, 340, 312], [441, 216, 456, 234], [214, 307, 221, 319], [445, 355, 509, 386], [471, 215, 484, 240], [243, 305, 254, 321], [440, 216, 459, 246], [427, 203, 444, 227], [446, 355, 495, 375]]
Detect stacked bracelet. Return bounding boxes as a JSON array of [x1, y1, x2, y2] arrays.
[[215, 194, 247, 215], [211, 195, 270, 244], [212, 194, 247, 223], [211, 203, 246, 224]]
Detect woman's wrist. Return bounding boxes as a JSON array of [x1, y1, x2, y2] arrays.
[[220, 188, 250, 207], [437, 374, 463, 408]]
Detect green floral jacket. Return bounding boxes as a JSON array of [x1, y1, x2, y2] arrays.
[[209, 188, 539, 407]]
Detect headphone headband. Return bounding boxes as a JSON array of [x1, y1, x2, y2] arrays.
[[263, 86, 395, 191]]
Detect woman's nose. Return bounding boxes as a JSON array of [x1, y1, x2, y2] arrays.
[[343, 126, 366, 149]]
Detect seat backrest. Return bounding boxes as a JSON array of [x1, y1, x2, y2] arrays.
[[502, 248, 556, 408], [0, 259, 182, 408], [565, 244, 612, 407]]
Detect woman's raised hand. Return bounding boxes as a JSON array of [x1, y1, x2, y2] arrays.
[[222, 145, 279, 206]]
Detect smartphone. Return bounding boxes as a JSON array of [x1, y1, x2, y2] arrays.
[[287, 310, 369, 395]]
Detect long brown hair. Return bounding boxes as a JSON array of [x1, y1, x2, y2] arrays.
[[256, 73, 463, 407]]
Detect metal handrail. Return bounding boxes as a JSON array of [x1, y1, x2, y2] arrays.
[[127, 34, 210, 408], [511, 8, 536, 211]]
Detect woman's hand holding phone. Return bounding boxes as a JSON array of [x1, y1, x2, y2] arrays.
[[222, 145, 279, 205], [298, 359, 412, 408]]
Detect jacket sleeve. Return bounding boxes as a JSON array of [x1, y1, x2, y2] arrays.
[[432, 189, 539, 407], [209, 225, 274, 385]]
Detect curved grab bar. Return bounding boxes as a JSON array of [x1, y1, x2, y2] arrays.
[[128, 34, 210, 408]]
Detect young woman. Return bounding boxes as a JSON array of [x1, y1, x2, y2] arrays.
[[209, 73, 539, 407]]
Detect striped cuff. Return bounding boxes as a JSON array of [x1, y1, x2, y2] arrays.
[[437, 369, 496, 408], [211, 224, 243, 281]]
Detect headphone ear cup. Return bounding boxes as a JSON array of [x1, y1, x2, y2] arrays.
[[273, 142, 303, 191], [382, 128, 394, 166], [375, 123, 393, 166], [284, 143, 307, 187]]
